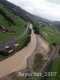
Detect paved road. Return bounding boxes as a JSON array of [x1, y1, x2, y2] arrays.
[[0, 24, 37, 78], [0, 23, 29, 50]]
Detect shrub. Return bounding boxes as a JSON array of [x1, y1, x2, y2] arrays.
[[33, 26, 39, 34]]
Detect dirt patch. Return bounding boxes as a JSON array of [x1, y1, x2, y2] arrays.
[[37, 35, 50, 60]]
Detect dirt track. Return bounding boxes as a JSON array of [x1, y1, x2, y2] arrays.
[[37, 35, 50, 60], [0, 24, 37, 78]]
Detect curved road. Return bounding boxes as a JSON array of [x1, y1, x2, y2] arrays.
[[0, 24, 37, 78], [0, 23, 29, 50]]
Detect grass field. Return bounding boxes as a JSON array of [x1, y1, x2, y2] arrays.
[[39, 26, 60, 45], [0, 31, 14, 43], [0, 55, 6, 61], [46, 57, 60, 80], [45, 48, 60, 80]]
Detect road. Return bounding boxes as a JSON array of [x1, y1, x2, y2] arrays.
[[0, 23, 37, 78], [0, 23, 29, 50]]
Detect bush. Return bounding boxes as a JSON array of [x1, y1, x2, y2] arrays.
[[33, 26, 39, 34], [52, 43, 56, 46], [0, 50, 8, 56], [28, 28, 31, 35], [24, 36, 31, 46]]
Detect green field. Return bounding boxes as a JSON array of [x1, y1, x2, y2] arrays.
[[45, 48, 60, 80], [46, 58, 60, 80], [0, 3, 26, 43], [39, 26, 60, 45], [58, 48, 60, 55]]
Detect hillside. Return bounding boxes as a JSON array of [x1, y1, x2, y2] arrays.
[[0, 2, 27, 42], [0, 1, 31, 60]]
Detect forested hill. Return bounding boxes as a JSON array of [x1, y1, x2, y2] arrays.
[[0, 0, 34, 21]]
